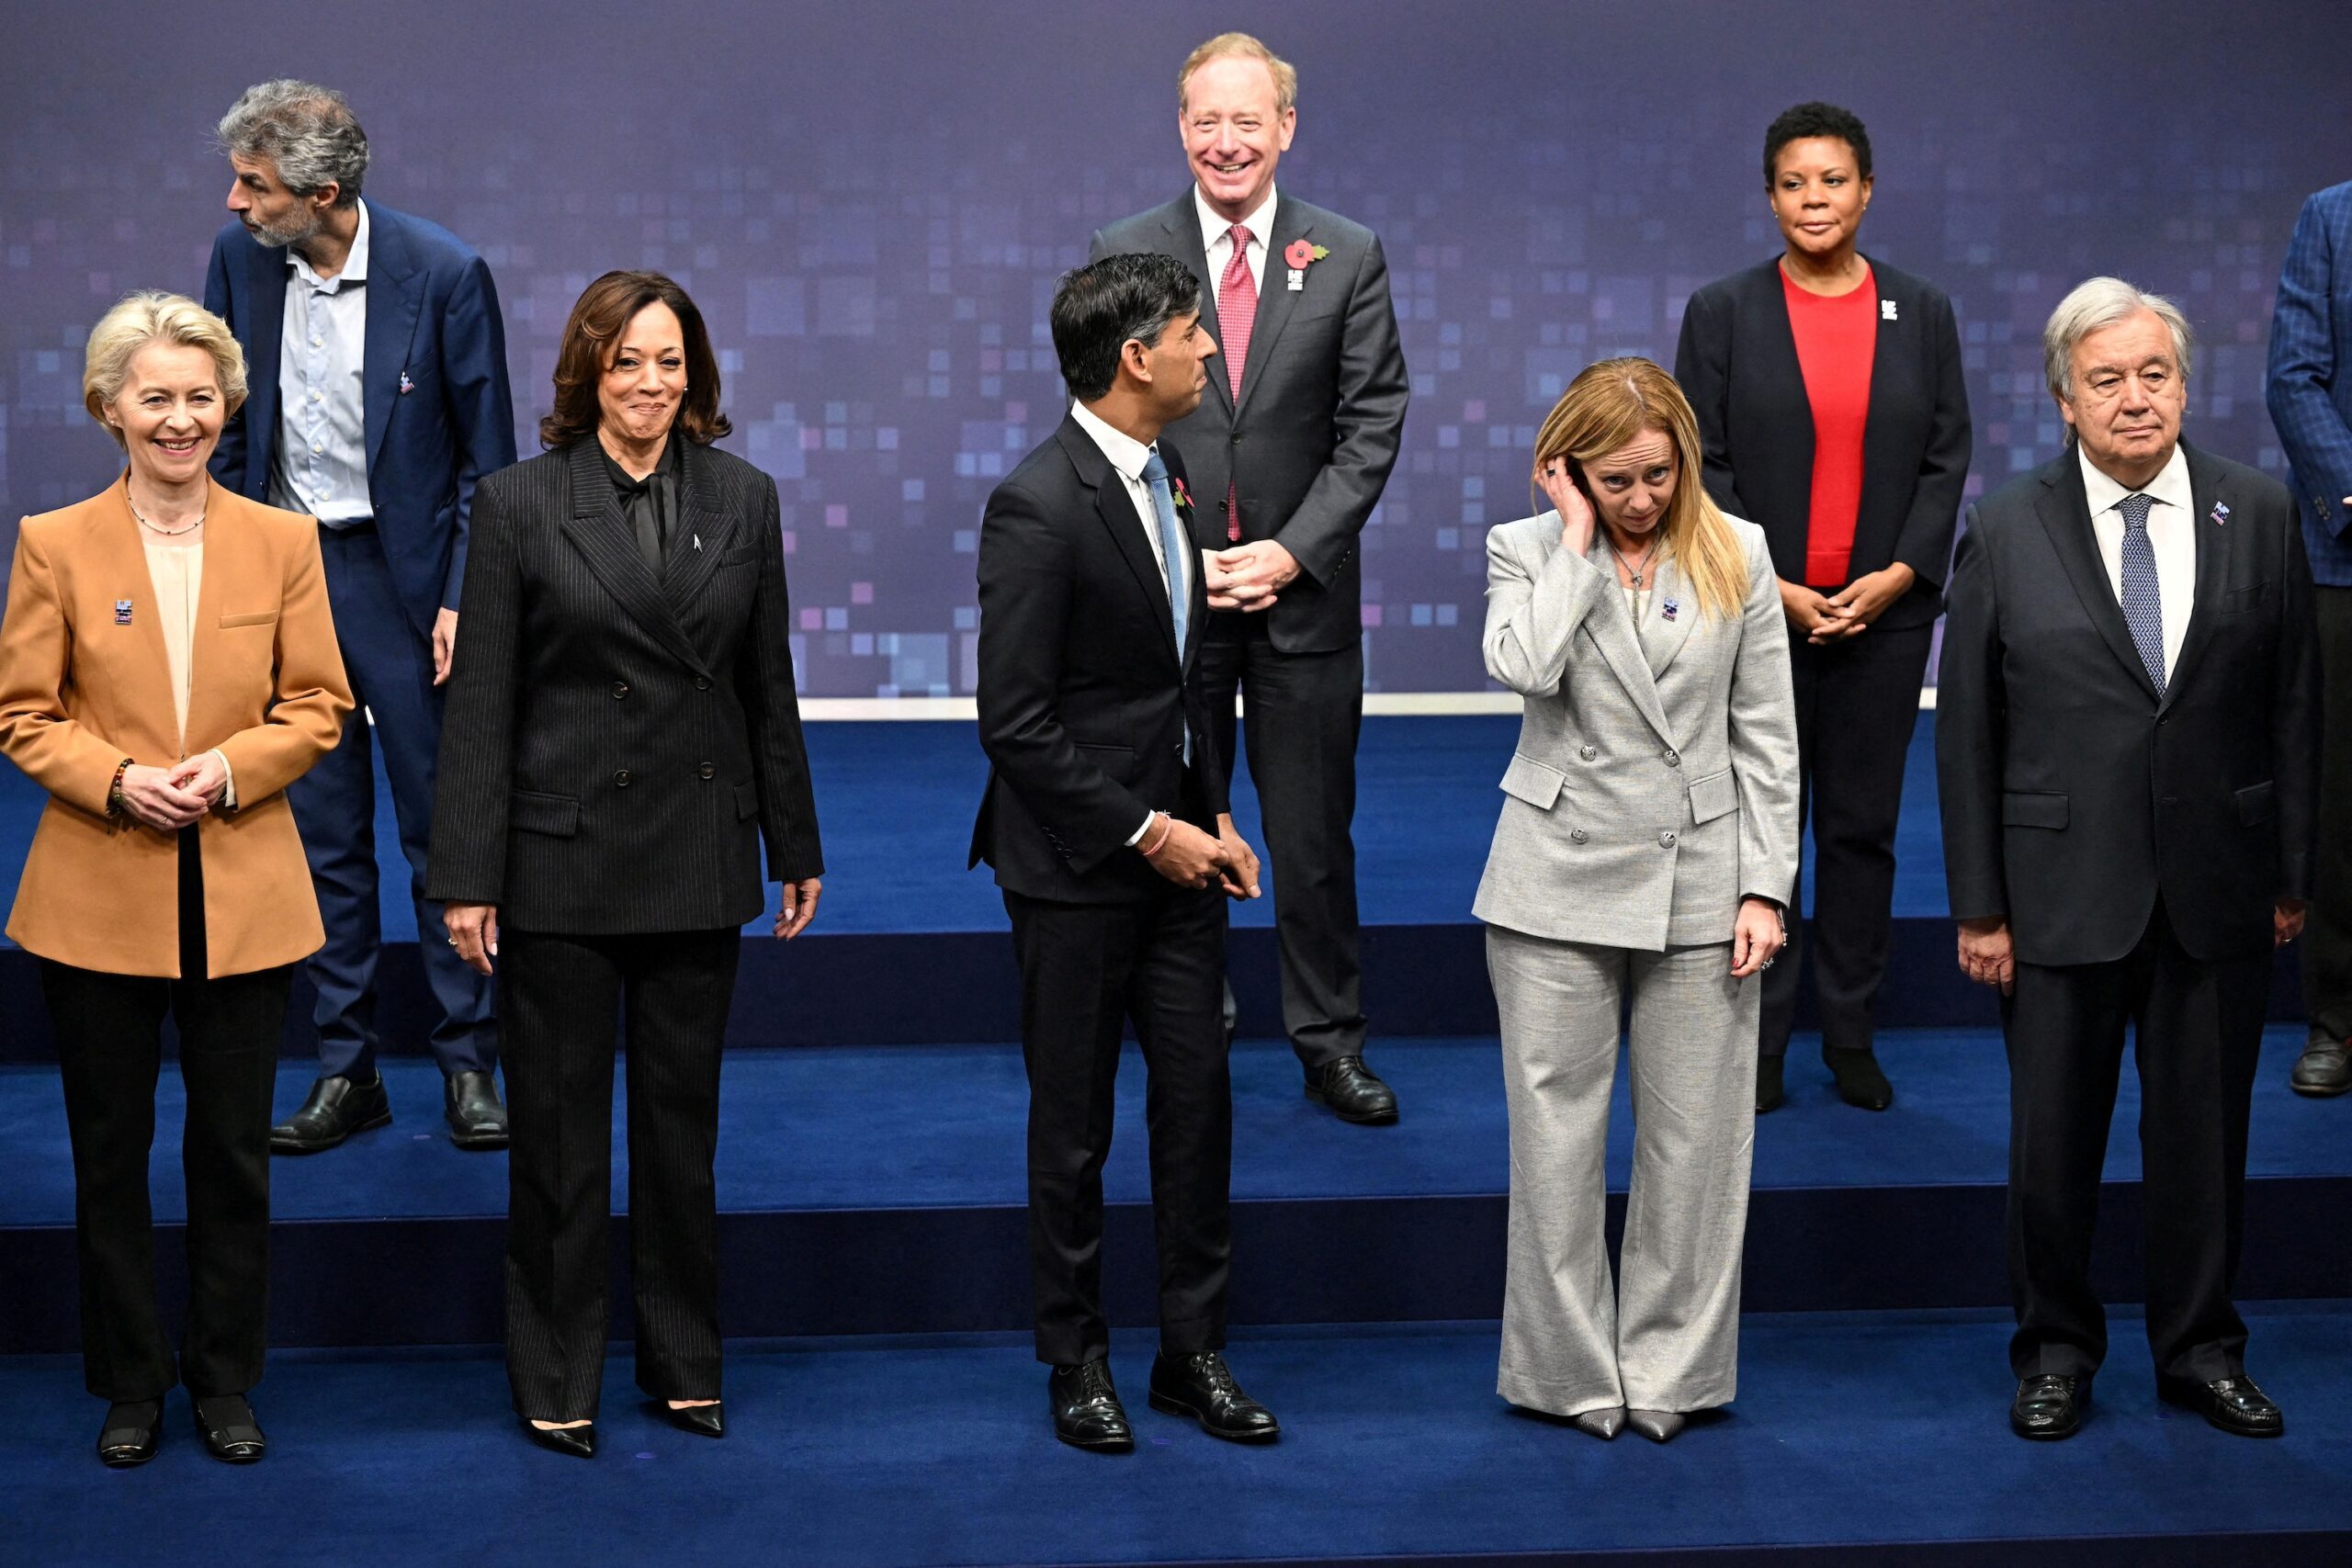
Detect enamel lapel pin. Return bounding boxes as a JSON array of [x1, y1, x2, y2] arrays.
[[2211, 501, 2230, 527]]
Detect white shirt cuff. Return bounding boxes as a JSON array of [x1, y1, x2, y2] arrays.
[[1126, 811, 1157, 848]]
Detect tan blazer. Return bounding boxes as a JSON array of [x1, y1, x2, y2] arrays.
[[0, 477, 352, 976]]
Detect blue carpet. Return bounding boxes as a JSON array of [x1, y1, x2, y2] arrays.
[[0, 713, 1955, 943], [1, 1305, 2346, 1566], [0, 1026, 2324, 1227]]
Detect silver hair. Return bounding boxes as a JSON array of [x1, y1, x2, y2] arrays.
[[216, 80, 368, 206], [2042, 276, 2193, 402]]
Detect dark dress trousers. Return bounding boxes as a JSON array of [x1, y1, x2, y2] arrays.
[[428, 436, 822, 1418], [207, 204, 516, 1082], [1676, 255, 1972, 1058], [970, 416, 1235, 1366], [1937, 444, 2317, 1383], [1090, 195, 1408, 1068]]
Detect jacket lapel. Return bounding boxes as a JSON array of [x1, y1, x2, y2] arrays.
[[1635, 547, 1699, 678], [1758, 259, 1818, 491], [2164, 442, 2229, 712], [242, 249, 289, 497], [557, 439, 712, 677], [1234, 202, 1310, 421], [1057, 419, 1178, 662], [1574, 526, 1676, 746], [1167, 196, 1233, 417], [2034, 457, 2161, 704], [92, 477, 179, 757], [184, 481, 240, 752], [661, 440, 741, 612], [361, 208, 424, 480]]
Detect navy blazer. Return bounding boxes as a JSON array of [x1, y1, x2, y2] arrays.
[[2265, 180, 2352, 587], [204, 202, 516, 637], [1936, 443, 2318, 967], [1675, 255, 1972, 630]]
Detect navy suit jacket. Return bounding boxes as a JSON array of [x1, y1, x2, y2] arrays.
[[2266, 180, 2352, 587], [204, 202, 516, 637]]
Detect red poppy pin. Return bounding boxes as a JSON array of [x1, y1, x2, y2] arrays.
[[1283, 239, 1329, 269], [1170, 476, 1194, 513]]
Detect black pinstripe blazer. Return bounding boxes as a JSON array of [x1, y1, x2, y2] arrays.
[[427, 436, 822, 933]]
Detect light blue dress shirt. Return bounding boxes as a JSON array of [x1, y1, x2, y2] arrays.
[[268, 199, 372, 526]]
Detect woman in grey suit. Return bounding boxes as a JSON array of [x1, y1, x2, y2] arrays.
[[1476, 357, 1799, 1442]]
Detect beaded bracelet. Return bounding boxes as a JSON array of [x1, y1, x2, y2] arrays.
[[106, 757, 133, 818]]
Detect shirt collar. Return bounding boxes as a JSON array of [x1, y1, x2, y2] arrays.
[[2077, 439, 2190, 519], [1069, 400, 1155, 483], [1193, 183, 1278, 253], [287, 198, 370, 291]]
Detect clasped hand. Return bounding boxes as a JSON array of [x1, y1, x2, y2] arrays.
[[1203, 541, 1298, 613], [116, 755, 227, 831], [1143, 811, 1262, 899], [1781, 564, 1915, 645]]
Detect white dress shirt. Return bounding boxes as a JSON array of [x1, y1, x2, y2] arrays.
[[2079, 442, 2195, 680], [1195, 184, 1277, 298], [270, 199, 372, 525], [1070, 400, 1193, 844]]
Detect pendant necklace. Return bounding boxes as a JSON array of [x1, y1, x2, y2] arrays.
[[1608, 534, 1660, 590]]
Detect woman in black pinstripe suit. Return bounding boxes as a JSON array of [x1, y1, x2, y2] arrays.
[[427, 272, 823, 1457]]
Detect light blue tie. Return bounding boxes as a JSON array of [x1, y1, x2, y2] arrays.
[[2118, 491, 2165, 697], [1139, 448, 1191, 763]]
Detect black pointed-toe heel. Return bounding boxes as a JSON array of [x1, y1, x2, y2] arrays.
[[97, 1399, 164, 1468], [192, 1394, 266, 1463], [659, 1401, 725, 1438], [522, 1418, 596, 1458]]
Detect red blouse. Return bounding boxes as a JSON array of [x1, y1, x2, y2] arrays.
[[1782, 264, 1878, 588]]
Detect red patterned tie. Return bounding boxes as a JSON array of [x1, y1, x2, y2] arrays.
[[1216, 224, 1256, 543]]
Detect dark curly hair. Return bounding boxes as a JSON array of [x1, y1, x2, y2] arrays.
[[1763, 102, 1872, 187]]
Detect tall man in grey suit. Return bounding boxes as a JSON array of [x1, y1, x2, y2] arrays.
[[1090, 32, 1409, 1124], [1939, 279, 2318, 1442]]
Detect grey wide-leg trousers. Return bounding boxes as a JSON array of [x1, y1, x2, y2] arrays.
[[1488, 923, 1758, 1416]]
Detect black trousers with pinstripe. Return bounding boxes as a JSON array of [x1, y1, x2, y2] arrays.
[[499, 926, 738, 1421]]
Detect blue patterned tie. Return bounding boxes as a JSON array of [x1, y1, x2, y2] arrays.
[[1139, 448, 1192, 761], [2118, 491, 2165, 697]]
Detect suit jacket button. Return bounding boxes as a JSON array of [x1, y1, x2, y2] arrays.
[[1663, 749, 1679, 766], [695, 676, 712, 691], [1570, 828, 1589, 844], [611, 681, 629, 700], [698, 762, 716, 780], [1230, 431, 1243, 444], [614, 770, 632, 787], [1658, 830, 1676, 847], [1578, 745, 1598, 761]]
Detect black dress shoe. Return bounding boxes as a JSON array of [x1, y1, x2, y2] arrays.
[[193, 1393, 266, 1462], [655, 1400, 725, 1438], [96, 1399, 162, 1468], [2157, 1373, 2284, 1438], [2290, 1035, 2351, 1098], [1148, 1350, 1280, 1442], [1823, 1046, 1894, 1111], [445, 1070, 510, 1149], [270, 1074, 391, 1154], [1049, 1359, 1133, 1451], [2009, 1372, 2089, 1439], [1756, 1055, 1785, 1113], [522, 1418, 597, 1458], [1304, 1055, 1398, 1124]]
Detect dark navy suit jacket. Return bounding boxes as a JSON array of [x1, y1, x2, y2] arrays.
[[2267, 180, 2352, 587], [204, 202, 516, 637]]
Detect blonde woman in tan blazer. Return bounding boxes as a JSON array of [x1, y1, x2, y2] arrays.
[[0, 292, 350, 1468]]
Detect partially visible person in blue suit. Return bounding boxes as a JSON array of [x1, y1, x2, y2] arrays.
[[204, 80, 517, 1153], [2267, 179, 2352, 1100]]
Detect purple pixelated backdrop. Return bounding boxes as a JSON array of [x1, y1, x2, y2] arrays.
[[2, 0, 2346, 694]]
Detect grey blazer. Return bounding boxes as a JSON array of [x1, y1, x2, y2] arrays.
[[1474, 512, 1800, 950]]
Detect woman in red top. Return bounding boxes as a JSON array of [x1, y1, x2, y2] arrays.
[[1675, 103, 1973, 1113]]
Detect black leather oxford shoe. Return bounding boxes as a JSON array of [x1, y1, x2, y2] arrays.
[[2290, 1035, 2351, 1098], [2009, 1373, 2089, 1440], [1049, 1359, 1133, 1451], [1147, 1350, 1280, 1442], [193, 1394, 266, 1463], [270, 1074, 391, 1154], [522, 1419, 597, 1458], [445, 1070, 509, 1149], [96, 1399, 162, 1468], [2158, 1374, 2284, 1438], [1305, 1055, 1398, 1124]]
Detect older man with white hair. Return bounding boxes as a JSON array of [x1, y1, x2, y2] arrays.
[[203, 80, 516, 1154], [1937, 278, 2318, 1441]]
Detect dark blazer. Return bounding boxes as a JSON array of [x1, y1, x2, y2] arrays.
[[426, 438, 822, 932], [1936, 443, 2318, 966], [2265, 179, 2352, 585], [1675, 255, 1972, 629], [1090, 194, 1408, 654], [205, 202, 517, 637], [969, 415, 1228, 905]]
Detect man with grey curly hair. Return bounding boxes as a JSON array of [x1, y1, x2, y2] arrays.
[[203, 79, 517, 1156]]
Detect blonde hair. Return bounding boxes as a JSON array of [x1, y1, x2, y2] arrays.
[[1532, 357, 1748, 620], [1179, 32, 1297, 114], [84, 291, 247, 448]]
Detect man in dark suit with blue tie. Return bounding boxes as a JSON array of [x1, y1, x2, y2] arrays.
[[204, 81, 516, 1152], [1939, 278, 2318, 1442]]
